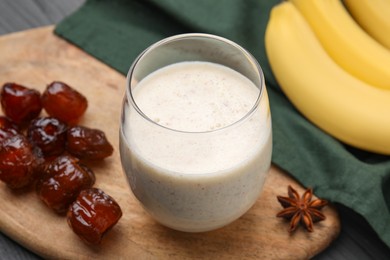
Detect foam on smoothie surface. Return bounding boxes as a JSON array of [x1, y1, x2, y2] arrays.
[[132, 61, 260, 132]]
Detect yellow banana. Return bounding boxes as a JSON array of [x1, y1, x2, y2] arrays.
[[265, 1, 390, 155], [289, 0, 390, 90], [344, 0, 390, 50]]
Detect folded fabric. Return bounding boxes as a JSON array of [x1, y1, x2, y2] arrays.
[[55, 0, 390, 247]]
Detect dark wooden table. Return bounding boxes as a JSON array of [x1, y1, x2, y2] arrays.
[[0, 0, 390, 259]]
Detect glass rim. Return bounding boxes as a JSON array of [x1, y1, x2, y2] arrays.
[[126, 33, 265, 134]]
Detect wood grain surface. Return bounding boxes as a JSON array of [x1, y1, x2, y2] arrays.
[[0, 26, 340, 259]]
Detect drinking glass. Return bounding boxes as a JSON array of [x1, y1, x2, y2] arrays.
[[119, 33, 272, 232]]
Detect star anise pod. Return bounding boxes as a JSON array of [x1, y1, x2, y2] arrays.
[[276, 185, 328, 233]]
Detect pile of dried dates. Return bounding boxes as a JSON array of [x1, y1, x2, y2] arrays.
[[0, 81, 122, 245]]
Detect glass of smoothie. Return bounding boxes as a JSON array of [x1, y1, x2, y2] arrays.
[[119, 34, 272, 232]]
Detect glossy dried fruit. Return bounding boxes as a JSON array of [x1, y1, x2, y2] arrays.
[[66, 126, 113, 160], [0, 116, 19, 142], [67, 188, 122, 244], [0, 134, 42, 189], [36, 155, 95, 214], [27, 117, 67, 157], [1, 83, 42, 125], [41, 81, 87, 125]]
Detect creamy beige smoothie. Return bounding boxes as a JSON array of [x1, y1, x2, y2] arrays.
[[120, 61, 272, 232]]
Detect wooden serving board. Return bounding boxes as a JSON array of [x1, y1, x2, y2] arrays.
[[0, 26, 340, 259]]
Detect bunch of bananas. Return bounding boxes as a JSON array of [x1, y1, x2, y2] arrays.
[[265, 0, 390, 155]]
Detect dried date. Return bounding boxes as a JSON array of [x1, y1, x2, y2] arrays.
[[66, 125, 113, 160], [36, 155, 95, 214], [67, 188, 122, 244], [0, 134, 42, 189], [41, 81, 87, 125], [27, 117, 67, 157], [1, 83, 42, 125]]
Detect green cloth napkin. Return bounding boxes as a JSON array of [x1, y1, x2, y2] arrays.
[[55, 0, 390, 247]]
